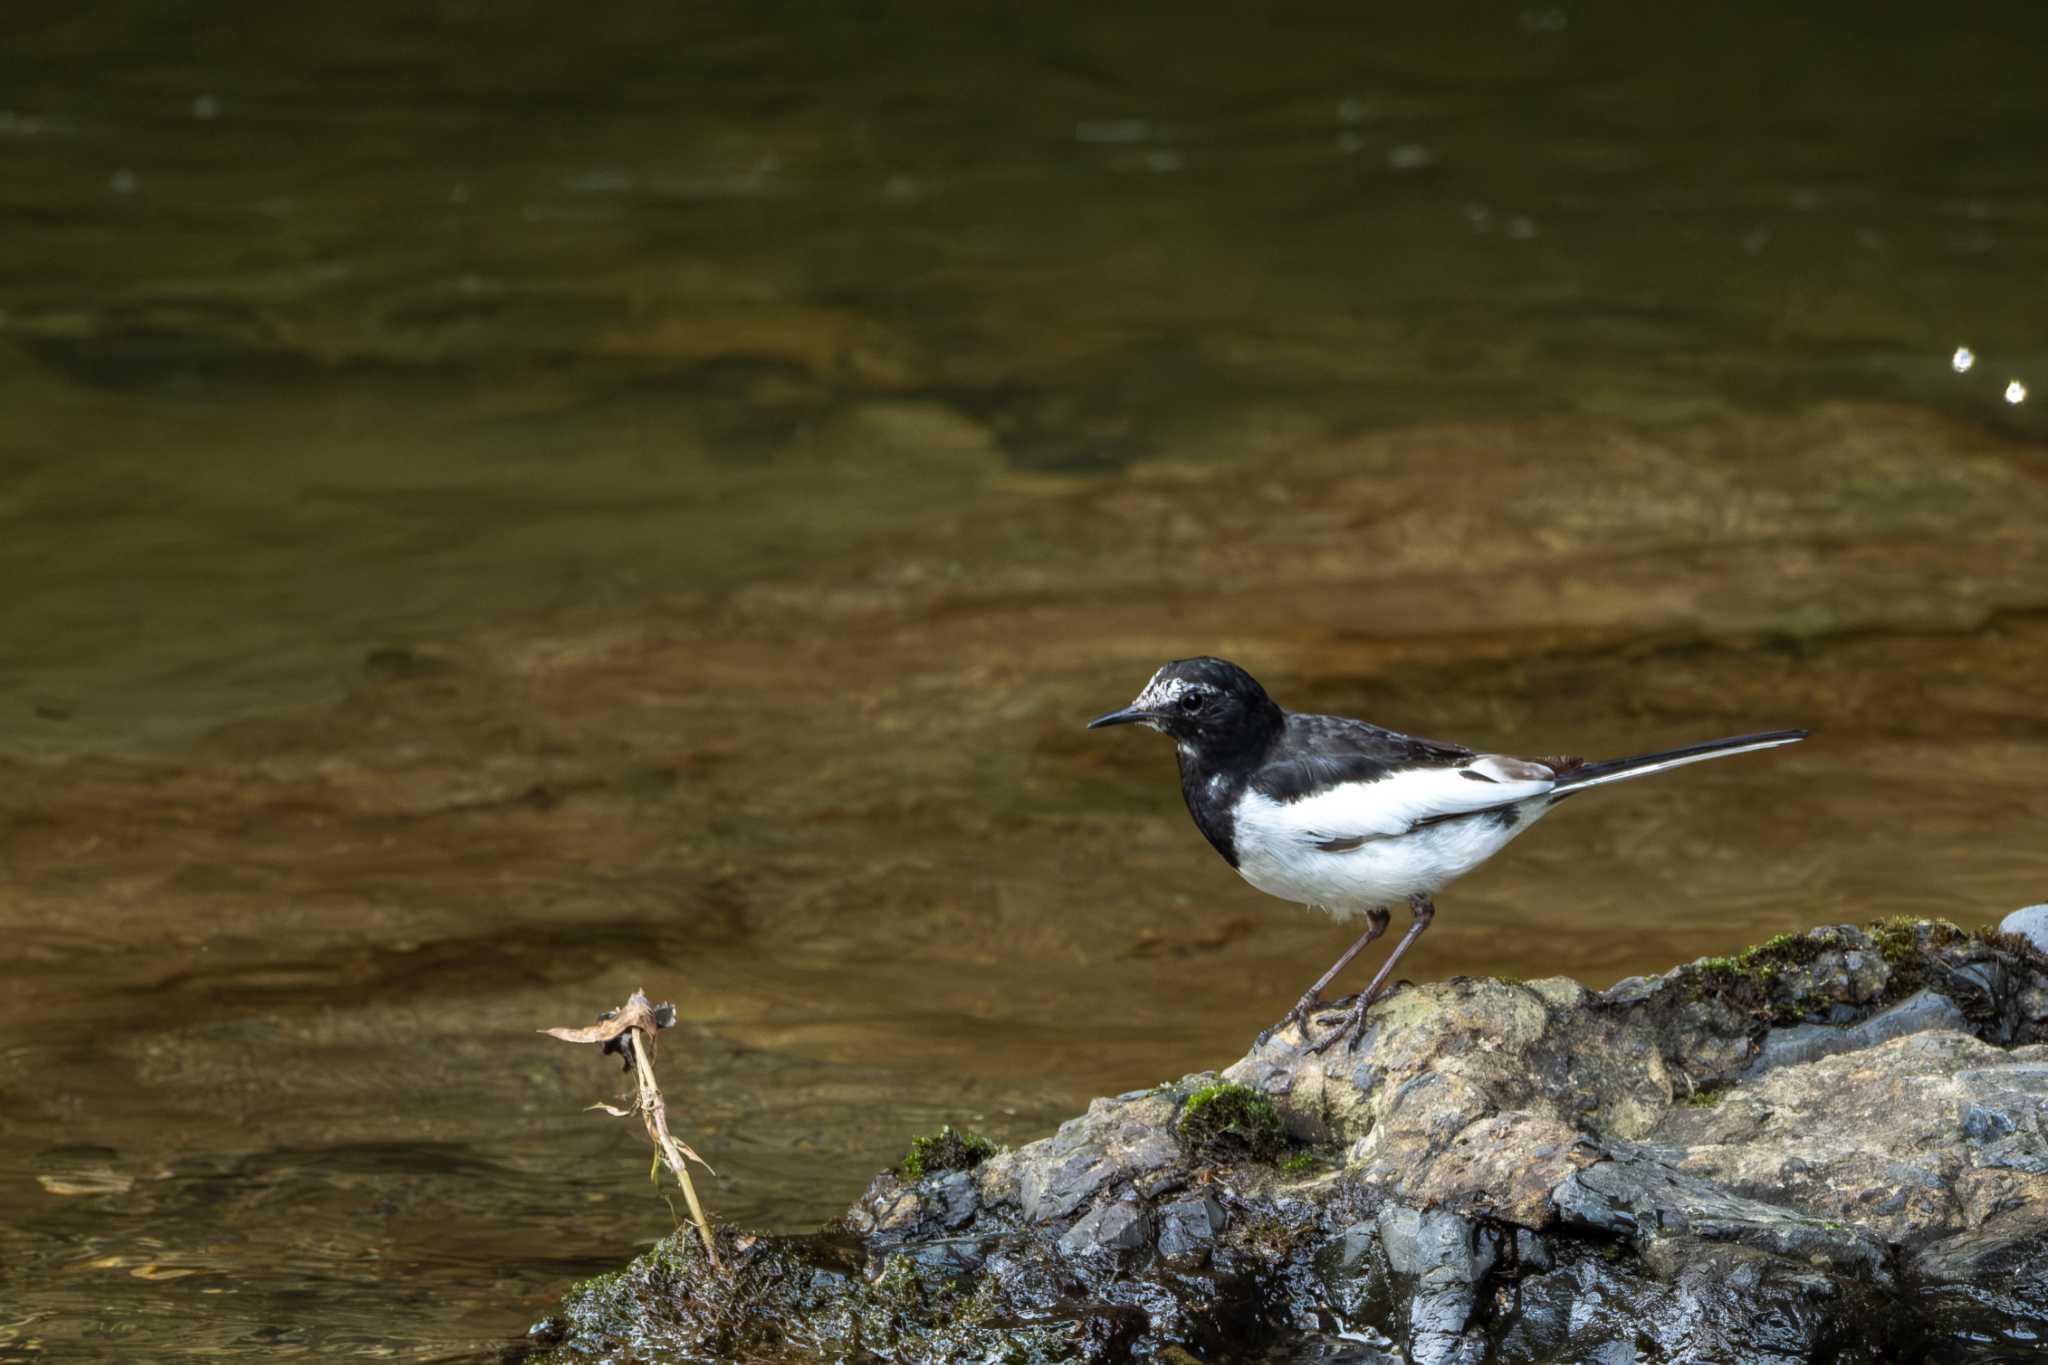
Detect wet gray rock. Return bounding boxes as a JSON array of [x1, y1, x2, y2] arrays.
[[1909, 1210, 2048, 1357], [1057, 1198, 1152, 1257], [1500, 1238, 1877, 1365], [533, 919, 2048, 1364], [1511, 1227, 1549, 1272], [1316, 1219, 1394, 1326], [1154, 1193, 1226, 1264], [926, 1169, 980, 1229], [1555, 1143, 1889, 1278], [1005, 1088, 1179, 1221], [1742, 988, 1967, 1078], [1377, 1206, 1499, 1365]]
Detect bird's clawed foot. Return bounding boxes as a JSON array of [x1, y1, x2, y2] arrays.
[[1255, 988, 1326, 1048], [1302, 989, 1378, 1055]]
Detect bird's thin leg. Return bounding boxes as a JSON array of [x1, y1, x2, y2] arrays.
[[1306, 894, 1435, 1055], [1257, 905, 1389, 1046]]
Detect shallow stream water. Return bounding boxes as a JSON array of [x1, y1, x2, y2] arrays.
[[3, 4, 2047, 1360]]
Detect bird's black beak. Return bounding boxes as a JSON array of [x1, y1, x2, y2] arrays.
[[1087, 705, 1150, 730]]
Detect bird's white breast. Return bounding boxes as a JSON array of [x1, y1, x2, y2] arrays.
[[1231, 782, 1547, 916]]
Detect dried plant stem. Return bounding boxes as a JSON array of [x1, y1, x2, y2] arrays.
[[630, 1032, 720, 1271], [543, 990, 721, 1274]]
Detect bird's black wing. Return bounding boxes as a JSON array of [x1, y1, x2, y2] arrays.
[[1248, 714, 1559, 848], [1250, 712, 1475, 803]]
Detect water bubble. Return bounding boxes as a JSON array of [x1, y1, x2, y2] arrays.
[[1387, 144, 1436, 171], [1952, 347, 1975, 373], [2006, 380, 2028, 405], [108, 169, 138, 194], [192, 94, 222, 120]]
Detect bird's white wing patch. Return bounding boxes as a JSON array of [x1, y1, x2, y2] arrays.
[[1271, 758, 1555, 848]]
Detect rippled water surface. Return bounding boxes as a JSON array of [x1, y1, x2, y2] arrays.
[[3, 3, 2047, 1359]]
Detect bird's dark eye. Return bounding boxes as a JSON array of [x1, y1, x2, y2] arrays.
[[1178, 692, 1204, 713]]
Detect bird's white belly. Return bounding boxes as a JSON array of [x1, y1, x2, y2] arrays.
[[1235, 809, 1542, 915]]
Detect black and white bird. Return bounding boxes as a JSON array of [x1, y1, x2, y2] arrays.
[[1089, 657, 1805, 1051]]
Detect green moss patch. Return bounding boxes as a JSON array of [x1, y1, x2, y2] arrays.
[[1868, 914, 2048, 996], [1177, 1083, 1287, 1163], [1868, 916, 1966, 998], [1684, 918, 2033, 1030], [901, 1125, 996, 1179], [1693, 929, 1841, 993], [1687, 929, 1850, 1023]]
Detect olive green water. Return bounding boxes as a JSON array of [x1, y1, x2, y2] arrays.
[[4, 3, 2047, 1359]]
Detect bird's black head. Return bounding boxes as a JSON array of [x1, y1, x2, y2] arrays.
[[1088, 656, 1282, 754]]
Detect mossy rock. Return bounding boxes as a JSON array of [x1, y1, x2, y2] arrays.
[[902, 1124, 996, 1179], [1681, 917, 2039, 1036], [536, 1230, 1082, 1363], [1177, 1082, 1286, 1163], [1867, 915, 1965, 997], [535, 917, 2048, 1364], [1691, 928, 1840, 994]]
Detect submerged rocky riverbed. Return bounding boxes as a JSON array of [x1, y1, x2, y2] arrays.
[[531, 918, 2048, 1363]]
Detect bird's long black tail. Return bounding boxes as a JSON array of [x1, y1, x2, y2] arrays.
[[1550, 729, 1807, 798]]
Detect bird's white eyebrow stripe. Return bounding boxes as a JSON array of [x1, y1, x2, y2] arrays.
[[1134, 674, 1191, 709]]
